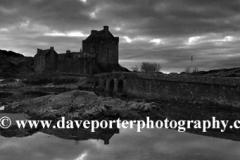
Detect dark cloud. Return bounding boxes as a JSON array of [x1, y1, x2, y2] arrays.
[[1, 0, 240, 72]]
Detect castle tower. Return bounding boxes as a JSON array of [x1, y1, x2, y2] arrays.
[[82, 26, 119, 66]]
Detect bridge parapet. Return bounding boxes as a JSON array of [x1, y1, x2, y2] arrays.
[[94, 72, 240, 87], [93, 71, 240, 107]]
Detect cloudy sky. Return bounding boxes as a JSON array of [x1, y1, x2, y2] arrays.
[[1, 0, 240, 72]]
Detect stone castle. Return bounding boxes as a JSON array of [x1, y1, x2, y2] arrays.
[[34, 26, 127, 74]]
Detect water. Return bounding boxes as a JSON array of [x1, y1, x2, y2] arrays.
[[0, 106, 5, 111], [1, 114, 240, 160]]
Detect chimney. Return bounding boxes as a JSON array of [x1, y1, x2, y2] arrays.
[[50, 46, 54, 50], [66, 50, 71, 53], [37, 48, 42, 53], [104, 26, 109, 31]]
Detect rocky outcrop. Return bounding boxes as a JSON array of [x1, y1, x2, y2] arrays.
[[7, 90, 106, 119], [6, 90, 159, 120], [98, 96, 158, 119], [99, 96, 158, 112]]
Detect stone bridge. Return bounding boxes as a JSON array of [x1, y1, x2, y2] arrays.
[[93, 72, 240, 107], [93, 72, 127, 93]]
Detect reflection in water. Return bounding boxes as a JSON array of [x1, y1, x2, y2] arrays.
[[1, 114, 240, 160], [1, 125, 240, 160], [41, 126, 119, 145], [0, 117, 119, 145]]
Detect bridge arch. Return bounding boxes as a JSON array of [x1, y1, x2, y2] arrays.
[[117, 79, 124, 93], [103, 79, 107, 91], [95, 80, 99, 88], [109, 79, 115, 93], [93, 72, 128, 94]]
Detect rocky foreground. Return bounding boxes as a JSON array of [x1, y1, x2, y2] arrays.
[[6, 90, 159, 120]]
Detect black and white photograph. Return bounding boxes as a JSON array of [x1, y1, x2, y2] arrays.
[[1, 0, 240, 160]]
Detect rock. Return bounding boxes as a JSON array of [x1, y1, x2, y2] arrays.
[[129, 103, 139, 110], [7, 90, 105, 119], [84, 104, 106, 117], [142, 103, 152, 111], [99, 96, 159, 113], [129, 101, 158, 112]]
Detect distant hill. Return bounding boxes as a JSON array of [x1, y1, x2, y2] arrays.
[[181, 67, 240, 77], [0, 50, 34, 78]]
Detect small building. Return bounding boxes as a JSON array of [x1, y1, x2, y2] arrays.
[[34, 47, 58, 73]]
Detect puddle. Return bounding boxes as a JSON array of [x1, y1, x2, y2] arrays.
[[0, 106, 5, 111]]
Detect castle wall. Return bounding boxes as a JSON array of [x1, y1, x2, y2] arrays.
[[34, 56, 45, 73], [45, 50, 57, 72], [97, 40, 118, 65], [57, 53, 95, 75], [82, 41, 91, 53]]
